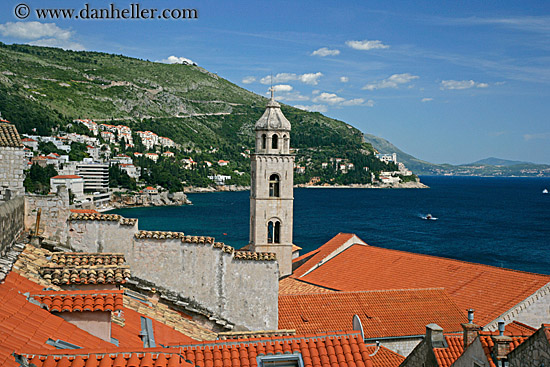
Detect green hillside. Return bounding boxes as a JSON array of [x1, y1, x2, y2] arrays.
[[0, 42, 399, 187]]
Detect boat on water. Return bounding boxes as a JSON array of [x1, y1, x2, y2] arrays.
[[422, 213, 438, 221], [544, 189, 549, 194]]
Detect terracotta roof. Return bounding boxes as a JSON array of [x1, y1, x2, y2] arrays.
[[217, 330, 296, 340], [50, 252, 126, 266], [167, 331, 375, 367], [40, 265, 131, 285], [68, 213, 121, 221], [51, 175, 82, 179], [297, 237, 550, 326], [293, 233, 362, 277], [0, 122, 22, 148], [21, 137, 37, 142], [17, 349, 194, 367], [433, 326, 536, 367], [0, 272, 112, 367], [30, 289, 124, 313], [69, 209, 100, 214], [279, 289, 466, 338], [365, 345, 404, 367], [279, 277, 336, 295]]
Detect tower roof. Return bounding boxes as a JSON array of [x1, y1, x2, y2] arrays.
[[255, 89, 291, 131]]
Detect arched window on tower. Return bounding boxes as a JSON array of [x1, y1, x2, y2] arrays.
[[267, 220, 281, 243], [283, 134, 288, 152], [261, 134, 267, 150], [269, 174, 280, 197], [272, 134, 278, 149]]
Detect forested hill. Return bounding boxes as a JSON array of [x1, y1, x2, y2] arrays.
[[0, 43, 399, 186]]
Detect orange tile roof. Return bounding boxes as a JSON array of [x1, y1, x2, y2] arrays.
[[49, 252, 126, 266], [366, 345, 404, 367], [279, 289, 466, 338], [69, 209, 100, 214], [279, 277, 336, 295], [17, 350, 192, 367], [0, 272, 112, 367], [432, 325, 536, 367], [167, 331, 375, 367], [40, 265, 130, 285], [16, 332, 377, 367], [30, 289, 124, 313], [293, 233, 359, 277], [297, 239, 550, 326]]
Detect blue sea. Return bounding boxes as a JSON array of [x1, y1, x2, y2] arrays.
[[109, 176, 550, 275]]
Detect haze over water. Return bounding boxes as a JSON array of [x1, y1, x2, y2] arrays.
[[110, 176, 550, 275]]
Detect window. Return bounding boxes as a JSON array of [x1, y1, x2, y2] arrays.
[[272, 134, 278, 149], [257, 353, 303, 367], [267, 220, 281, 244], [269, 174, 280, 197], [262, 134, 267, 149]]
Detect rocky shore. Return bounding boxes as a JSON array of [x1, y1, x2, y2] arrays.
[[296, 181, 429, 189], [111, 191, 192, 209]]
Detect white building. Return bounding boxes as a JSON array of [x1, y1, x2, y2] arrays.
[[77, 159, 110, 192], [159, 136, 175, 148], [111, 154, 133, 165], [145, 153, 158, 162], [377, 153, 398, 164], [208, 174, 232, 185], [120, 163, 140, 179], [50, 175, 85, 199]]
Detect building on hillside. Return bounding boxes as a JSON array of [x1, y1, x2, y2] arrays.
[[50, 175, 85, 200], [21, 137, 39, 151], [75, 119, 99, 135], [285, 233, 550, 355], [100, 131, 116, 144], [143, 186, 158, 195], [377, 153, 397, 164], [86, 145, 100, 160], [250, 88, 295, 277], [77, 159, 109, 192], [159, 136, 175, 148], [111, 154, 133, 165], [208, 174, 231, 185], [120, 163, 140, 179], [162, 151, 175, 158], [217, 159, 229, 166], [0, 122, 25, 201], [145, 152, 158, 162]]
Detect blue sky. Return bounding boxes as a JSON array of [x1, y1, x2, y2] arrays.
[[1, 0, 549, 164]]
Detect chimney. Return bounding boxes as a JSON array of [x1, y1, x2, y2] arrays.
[[462, 309, 481, 349], [491, 320, 512, 361], [426, 323, 447, 348]]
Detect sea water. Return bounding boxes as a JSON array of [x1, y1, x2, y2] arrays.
[[110, 176, 550, 275]]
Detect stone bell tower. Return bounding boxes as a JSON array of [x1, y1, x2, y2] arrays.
[[250, 89, 294, 277]]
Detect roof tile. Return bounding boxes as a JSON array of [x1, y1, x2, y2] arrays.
[[0, 122, 22, 148]]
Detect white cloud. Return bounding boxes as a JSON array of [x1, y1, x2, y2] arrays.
[[260, 72, 323, 86], [242, 76, 256, 84], [0, 21, 84, 50], [0, 21, 73, 40], [363, 73, 419, 90], [294, 104, 328, 113], [158, 56, 196, 65], [271, 84, 293, 93], [312, 90, 320, 95], [340, 76, 349, 83], [311, 47, 340, 57], [341, 98, 375, 107], [276, 92, 310, 102], [346, 39, 389, 50], [421, 97, 434, 102], [524, 133, 550, 141], [312, 92, 345, 105], [440, 80, 489, 90]]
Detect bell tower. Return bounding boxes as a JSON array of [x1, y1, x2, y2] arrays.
[[250, 89, 294, 277]]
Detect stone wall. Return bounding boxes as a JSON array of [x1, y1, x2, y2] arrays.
[[25, 186, 71, 243], [0, 196, 25, 254], [451, 338, 490, 367], [0, 146, 25, 201], [66, 216, 279, 331], [508, 327, 550, 366], [485, 283, 550, 331], [399, 337, 439, 367]]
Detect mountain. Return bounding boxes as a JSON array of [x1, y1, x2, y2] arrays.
[[362, 133, 453, 175], [465, 157, 531, 167], [363, 134, 550, 177], [0, 43, 398, 187]]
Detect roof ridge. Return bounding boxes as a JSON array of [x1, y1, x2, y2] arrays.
[[279, 286, 448, 297]]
